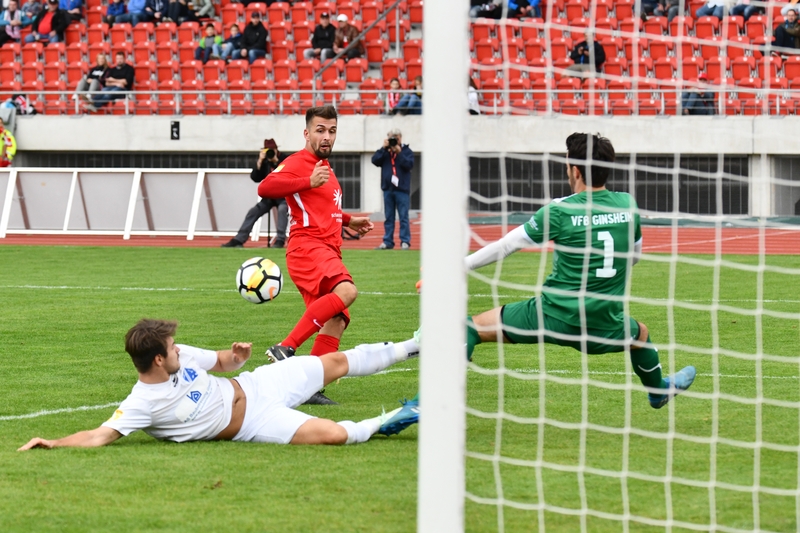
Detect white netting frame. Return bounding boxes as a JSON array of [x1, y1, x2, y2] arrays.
[[463, 150, 800, 533]]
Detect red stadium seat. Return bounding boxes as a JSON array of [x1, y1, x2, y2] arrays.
[[271, 59, 295, 82], [22, 42, 43, 63], [65, 23, 86, 45], [225, 59, 249, 82], [157, 60, 179, 82], [135, 61, 156, 83], [134, 42, 156, 63], [133, 22, 155, 43], [731, 56, 756, 80], [66, 61, 88, 87], [22, 62, 44, 83], [134, 99, 158, 115], [610, 99, 634, 115], [345, 57, 368, 83], [222, 4, 245, 26], [366, 39, 389, 63], [155, 22, 178, 43], [43, 61, 65, 83], [156, 42, 178, 63], [403, 39, 422, 61], [270, 40, 295, 61], [135, 79, 156, 100], [44, 42, 66, 63], [87, 23, 109, 45], [203, 60, 225, 82], [291, 2, 312, 23], [178, 22, 201, 43], [0, 43, 20, 64], [111, 23, 133, 45], [268, 2, 290, 23], [179, 42, 198, 63]]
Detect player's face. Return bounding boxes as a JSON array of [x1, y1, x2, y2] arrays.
[[304, 117, 337, 159], [161, 337, 181, 375]]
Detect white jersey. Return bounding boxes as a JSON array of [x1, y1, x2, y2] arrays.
[[102, 345, 235, 443]]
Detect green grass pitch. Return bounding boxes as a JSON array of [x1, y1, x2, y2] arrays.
[[0, 246, 798, 532]]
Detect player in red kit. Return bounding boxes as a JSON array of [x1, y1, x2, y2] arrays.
[[257, 106, 374, 405]]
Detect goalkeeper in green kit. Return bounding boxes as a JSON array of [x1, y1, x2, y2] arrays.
[[465, 132, 695, 409], [381, 133, 695, 432]]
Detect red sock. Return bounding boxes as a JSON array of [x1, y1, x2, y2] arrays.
[[310, 334, 340, 356], [282, 293, 347, 349]]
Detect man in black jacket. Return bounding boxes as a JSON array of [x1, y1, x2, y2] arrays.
[[24, 0, 69, 43], [238, 11, 268, 64], [222, 139, 289, 249], [372, 128, 415, 250], [303, 11, 335, 61], [565, 32, 606, 75]]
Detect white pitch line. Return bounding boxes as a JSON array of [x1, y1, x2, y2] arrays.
[[0, 285, 798, 303], [0, 402, 120, 422], [4, 368, 797, 422]]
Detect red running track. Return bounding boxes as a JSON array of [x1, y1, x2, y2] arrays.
[[1, 221, 798, 254]]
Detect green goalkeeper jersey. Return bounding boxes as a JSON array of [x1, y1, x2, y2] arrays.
[[523, 189, 642, 331]]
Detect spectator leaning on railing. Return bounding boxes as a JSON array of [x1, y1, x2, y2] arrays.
[[0, 0, 33, 47], [238, 10, 267, 64], [25, 0, 68, 43], [86, 51, 133, 111]]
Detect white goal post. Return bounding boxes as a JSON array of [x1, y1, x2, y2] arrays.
[[418, 0, 470, 532]]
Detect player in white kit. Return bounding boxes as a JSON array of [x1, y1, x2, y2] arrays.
[[18, 319, 421, 450]]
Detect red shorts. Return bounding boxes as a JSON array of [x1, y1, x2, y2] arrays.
[[286, 241, 352, 319]]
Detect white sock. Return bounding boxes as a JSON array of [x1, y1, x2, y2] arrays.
[[337, 418, 381, 444], [345, 342, 408, 377], [396, 338, 419, 359]]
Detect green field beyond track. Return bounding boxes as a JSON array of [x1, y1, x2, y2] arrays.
[[0, 246, 798, 533]]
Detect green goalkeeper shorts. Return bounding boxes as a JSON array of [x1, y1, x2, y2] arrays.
[[500, 297, 640, 355]]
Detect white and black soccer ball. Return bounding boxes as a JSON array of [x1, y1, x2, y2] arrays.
[[236, 257, 283, 304]]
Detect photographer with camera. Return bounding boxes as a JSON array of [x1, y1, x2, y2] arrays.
[[222, 139, 289, 249], [372, 128, 414, 250], [565, 31, 605, 75]]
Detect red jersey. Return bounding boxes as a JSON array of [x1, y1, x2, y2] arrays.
[[257, 149, 351, 249]]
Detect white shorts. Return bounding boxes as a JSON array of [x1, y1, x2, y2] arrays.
[[232, 356, 325, 444]]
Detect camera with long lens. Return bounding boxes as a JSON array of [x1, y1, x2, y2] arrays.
[[265, 148, 276, 159], [388, 137, 398, 147]]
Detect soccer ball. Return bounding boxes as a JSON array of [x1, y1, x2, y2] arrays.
[[237, 257, 282, 304]]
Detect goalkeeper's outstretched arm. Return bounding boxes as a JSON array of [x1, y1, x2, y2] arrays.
[[464, 225, 538, 271]]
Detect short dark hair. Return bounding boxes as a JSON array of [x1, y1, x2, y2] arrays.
[[124, 319, 177, 373], [305, 105, 338, 127], [205, 23, 215, 30], [115, 51, 125, 58], [565, 132, 615, 187], [230, 23, 240, 31]]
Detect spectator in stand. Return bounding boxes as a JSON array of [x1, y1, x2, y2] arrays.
[[238, 10, 267, 64], [470, 0, 502, 19], [113, 0, 152, 26], [508, 0, 536, 18], [21, 0, 42, 19], [681, 74, 715, 115], [103, 0, 125, 24], [86, 51, 133, 111], [730, 0, 762, 21], [164, 0, 196, 24], [469, 78, 481, 115], [194, 22, 222, 63], [74, 52, 108, 102], [657, 0, 682, 22], [333, 14, 364, 61], [0, 117, 16, 168], [304, 11, 335, 61], [220, 23, 242, 61], [25, 0, 68, 43], [386, 77, 401, 112], [773, 8, 800, 50], [0, 0, 32, 47], [392, 75, 422, 115], [58, 0, 82, 22], [144, 0, 167, 23], [695, 0, 725, 19], [565, 32, 605, 74], [193, 0, 213, 19]]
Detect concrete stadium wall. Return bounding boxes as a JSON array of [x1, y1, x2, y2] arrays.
[[13, 115, 800, 216], [14, 115, 800, 155]]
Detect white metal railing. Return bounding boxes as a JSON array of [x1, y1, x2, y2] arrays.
[[0, 168, 281, 241]]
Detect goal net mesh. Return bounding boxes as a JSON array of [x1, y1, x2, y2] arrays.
[[462, 148, 800, 533]]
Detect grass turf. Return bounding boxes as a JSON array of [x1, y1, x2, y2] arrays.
[[0, 246, 798, 532]]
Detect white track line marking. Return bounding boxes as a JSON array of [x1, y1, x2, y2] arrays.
[[4, 368, 796, 422], [0, 285, 797, 303]]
